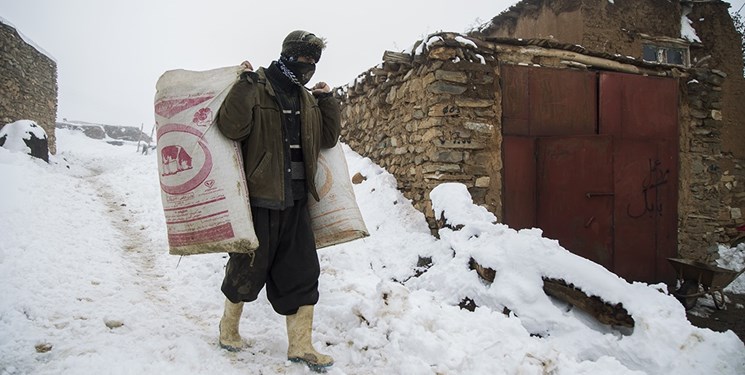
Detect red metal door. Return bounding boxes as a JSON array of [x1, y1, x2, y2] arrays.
[[502, 65, 597, 136], [503, 136, 537, 230], [612, 139, 662, 282], [600, 72, 679, 283], [501, 66, 679, 284], [536, 136, 614, 270]]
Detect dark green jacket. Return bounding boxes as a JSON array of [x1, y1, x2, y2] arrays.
[[216, 67, 341, 209]]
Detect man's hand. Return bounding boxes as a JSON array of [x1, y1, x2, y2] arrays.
[[240, 60, 254, 72], [311, 82, 331, 95]]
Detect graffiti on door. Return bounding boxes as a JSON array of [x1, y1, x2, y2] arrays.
[[627, 158, 669, 218]]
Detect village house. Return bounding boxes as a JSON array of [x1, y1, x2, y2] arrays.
[[0, 19, 58, 154], [472, 0, 745, 255], [337, 0, 744, 285]]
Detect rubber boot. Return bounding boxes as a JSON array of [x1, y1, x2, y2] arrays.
[[286, 305, 334, 372], [219, 298, 244, 351]]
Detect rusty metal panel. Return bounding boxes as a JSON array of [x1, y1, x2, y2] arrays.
[[501, 64, 531, 135], [655, 139, 679, 283], [613, 140, 660, 283], [503, 136, 536, 229], [529, 68, 598, 136], [613, 140, 678, 284], [502, 65, 598, 136], [600, 72, 679, 284], [599, 72, 679, 140], [501, 68, 680, 284], [536, 136, 614, 269]]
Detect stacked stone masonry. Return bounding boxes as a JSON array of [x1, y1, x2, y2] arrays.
[[681, 68, 744, 256], [338, 32, 737, 261], [0, 21, 58, 154]]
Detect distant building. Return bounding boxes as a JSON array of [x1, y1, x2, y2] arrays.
[[0, 19, 58, 154]]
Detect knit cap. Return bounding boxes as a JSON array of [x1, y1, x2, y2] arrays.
[[281, 30, 326, 62]]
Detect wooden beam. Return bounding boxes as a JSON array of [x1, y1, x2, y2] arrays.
[[542, 278, 635, 328], [383, 50, 413, 66], [468, 258, 635, 329]]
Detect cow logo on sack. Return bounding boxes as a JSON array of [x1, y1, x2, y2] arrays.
[[157, 124, 213, 195], [161, 145, 193, 176]]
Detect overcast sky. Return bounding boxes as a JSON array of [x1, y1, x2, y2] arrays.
[[2, 0, 743, 128]]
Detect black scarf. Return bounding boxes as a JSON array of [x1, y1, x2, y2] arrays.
[[277, 56, 316, 86]]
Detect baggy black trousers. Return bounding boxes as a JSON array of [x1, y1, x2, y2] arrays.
[[221, 197, 320, 315]]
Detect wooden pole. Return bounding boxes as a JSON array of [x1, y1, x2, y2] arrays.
[[137, 123, 144, 153]]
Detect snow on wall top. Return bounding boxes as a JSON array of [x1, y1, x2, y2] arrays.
[[0, 16, 57, 63]]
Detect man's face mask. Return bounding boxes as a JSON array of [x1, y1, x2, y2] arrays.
[[285, 60, 316, 85]]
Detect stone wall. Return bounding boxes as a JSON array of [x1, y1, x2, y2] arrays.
[[339, 40, 502, 222], [679, 68, 728, 258], [689, 2, 745, 244], [338, 32, 727, 260], [0, 21, 58, 154], [680, 68, 744, 251]]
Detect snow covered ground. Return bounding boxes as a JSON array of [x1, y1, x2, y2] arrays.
[[1, 126, 744, 374]]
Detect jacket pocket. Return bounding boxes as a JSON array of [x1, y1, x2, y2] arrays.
[[248, 151, 271, 180]]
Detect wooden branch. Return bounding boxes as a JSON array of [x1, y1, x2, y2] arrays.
[[468, 258, 635, 329], [469, 258, 496, 283], [480, 40, 678, 77], [542, 278, 635, 328]]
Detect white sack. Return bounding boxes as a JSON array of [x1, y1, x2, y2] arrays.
[[154, 66, 259, 256], [310, 143, 369, 248], [154, 65, 367, 254]]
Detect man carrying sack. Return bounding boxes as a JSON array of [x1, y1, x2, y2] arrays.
[[214, 30, 340, 372]]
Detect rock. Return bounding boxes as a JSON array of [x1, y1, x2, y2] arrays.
[[475, 176, 491, 187], [428, 47, 457, 61], [35, 343, 53, 353], [352, 173, 366, 184], [0, 119, 49, 162], [427, 81, 467, 95], [435, 70, 468, 83], [104, 319, 124, 329]]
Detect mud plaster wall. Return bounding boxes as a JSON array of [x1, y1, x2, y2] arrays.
[[339, 34, 730, 260], [479, 0, 681, 58], [485, 0, 585, 43], [0, 21, 58, 154]]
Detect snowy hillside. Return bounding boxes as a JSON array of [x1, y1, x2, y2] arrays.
[[0, 127, 744, 375]]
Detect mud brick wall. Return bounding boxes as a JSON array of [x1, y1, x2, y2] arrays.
[[579, 0, 681, 57], [0, 21, 58, 154], [475, 0, 681, 58]]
